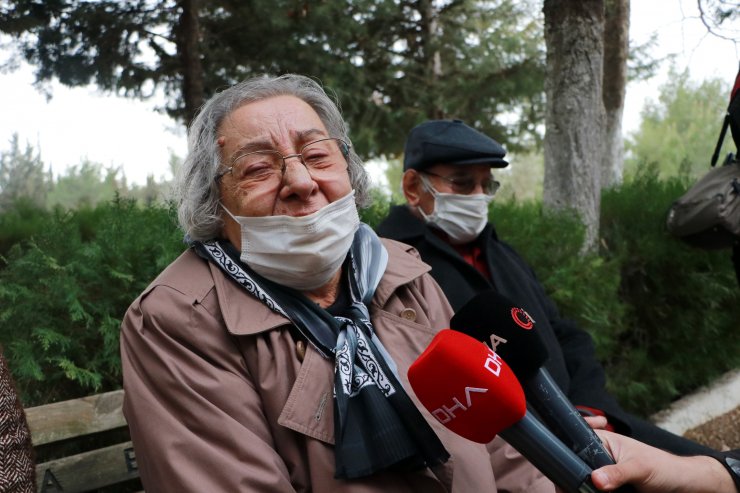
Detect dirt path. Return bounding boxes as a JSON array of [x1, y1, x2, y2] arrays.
[[683, 404, 740, 451]]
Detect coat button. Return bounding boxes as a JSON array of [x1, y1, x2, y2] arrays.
[[295, 340, 306, 362], [400, 308, 417, 322]]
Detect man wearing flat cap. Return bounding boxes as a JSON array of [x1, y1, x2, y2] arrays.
[[376, 119, 712, 457]]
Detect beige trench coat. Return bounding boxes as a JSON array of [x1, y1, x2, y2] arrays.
[[121, 238, 554, 493]]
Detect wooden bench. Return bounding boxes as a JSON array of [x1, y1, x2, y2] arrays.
[[25, 389, 142, 493]]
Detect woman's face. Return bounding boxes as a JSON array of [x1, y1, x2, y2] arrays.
[[216, 95, 352, 248]]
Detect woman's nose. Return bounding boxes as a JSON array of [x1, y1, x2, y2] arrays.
[[279, 157, 317, 199]]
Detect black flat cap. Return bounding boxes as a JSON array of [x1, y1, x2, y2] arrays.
[[403, 119, 508, 171]]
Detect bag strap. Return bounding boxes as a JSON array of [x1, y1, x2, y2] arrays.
[[710, 62, 740, 168], [710, 114, 730, 167]]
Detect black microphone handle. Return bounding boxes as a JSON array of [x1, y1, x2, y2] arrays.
[[525, 370, 639, 493], [499, 409, 598, 493], [527, 369, 616, 468]]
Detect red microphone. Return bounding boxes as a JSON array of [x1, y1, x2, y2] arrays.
[[407, 328, 525, 443], [409, 329, 598, 493]]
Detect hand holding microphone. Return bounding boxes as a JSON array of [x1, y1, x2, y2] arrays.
[[408, 329, 599, 493]]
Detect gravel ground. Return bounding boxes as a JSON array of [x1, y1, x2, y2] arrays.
[[683, 404, 740, 451]]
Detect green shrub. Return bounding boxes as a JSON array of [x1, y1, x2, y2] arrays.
[[0, 197, 184, 406], [0, 198, 52, 257], [598, 169, 740, 415], [359, 186, 393, 228]]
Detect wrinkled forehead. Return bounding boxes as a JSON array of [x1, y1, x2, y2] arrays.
[[214, 96, 332, 168], [223, 95, 326, 134], [217, 95, 329, 148]]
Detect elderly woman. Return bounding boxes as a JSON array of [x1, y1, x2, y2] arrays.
[[120, 74, 553, 492]]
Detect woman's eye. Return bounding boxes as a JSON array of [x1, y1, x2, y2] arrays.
[[233, 153, 279, 179], [240, 165, 274, 180], [303, 151, 330, 165]]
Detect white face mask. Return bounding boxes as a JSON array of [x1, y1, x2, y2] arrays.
[[221, 191, 359, 290], [418, 175, 493, 245]]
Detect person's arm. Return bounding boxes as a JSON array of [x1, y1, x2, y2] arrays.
[[591, 429, 737, 493], [549, 316, 619, 419], [120, 286, 296, 493]]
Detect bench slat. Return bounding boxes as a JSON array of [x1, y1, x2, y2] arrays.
[[26, 390, 127, 446], [35, 441, 138, 493]]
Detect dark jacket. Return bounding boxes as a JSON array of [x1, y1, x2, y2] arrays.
[[376, 205, 712, 456]]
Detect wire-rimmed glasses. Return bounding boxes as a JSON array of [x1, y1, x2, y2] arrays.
[[423, 170, 501, 196], [216, 137, 350, 185]]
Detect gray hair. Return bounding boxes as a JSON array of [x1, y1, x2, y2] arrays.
[[174, 74, 371, 241]]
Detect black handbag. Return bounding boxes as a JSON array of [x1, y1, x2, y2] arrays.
[[665, 156, 740, 249], [666, 64, 740, 250]]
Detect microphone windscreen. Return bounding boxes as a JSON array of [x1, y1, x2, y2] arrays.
[[408, 329, 526, 444], [450, 290, 547, 379]]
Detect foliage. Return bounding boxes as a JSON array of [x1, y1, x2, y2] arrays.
[[359, 185, 392, 229], [626, 32, 664, 84], [0, 197, 51, 257], [494, 151, 544, 202], [0, 0, 186, 109], [381, 156, 405, 205], [0, 198, 184, 406], [0, 0, 545, 156], [0, 133, 51, 211], [698, 0, 740, 35], [0, 136, 174, 211], [625, 67, 734, 180], [597, 168, 740, 415], [46, 160, 127, 209]]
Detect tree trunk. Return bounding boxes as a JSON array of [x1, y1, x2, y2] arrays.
[[543, 0, 605, 251], [177, 0, 205, 126], [418, 0, 445, 119], [602, 0, 629, 188]]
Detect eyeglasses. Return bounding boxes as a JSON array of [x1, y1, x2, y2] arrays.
[[216, 137, 350, 185], [423, 170, 501, 196]]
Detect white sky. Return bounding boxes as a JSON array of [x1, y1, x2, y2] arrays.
[[0, 0, 738, 186], [624, 1, 740, 132]]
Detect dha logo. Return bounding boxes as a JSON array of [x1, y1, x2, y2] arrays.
[[431, 351, 503, 423], [484, 349, 503, 377], [511, 307, 535, 330], [489, 333, 508, 351]]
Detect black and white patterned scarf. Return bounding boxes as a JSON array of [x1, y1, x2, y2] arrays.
[[190, 224, 449, 479]]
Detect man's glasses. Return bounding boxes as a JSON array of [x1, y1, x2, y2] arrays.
[[216, 137, 350, 185], [423, 170, 501, 196]]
